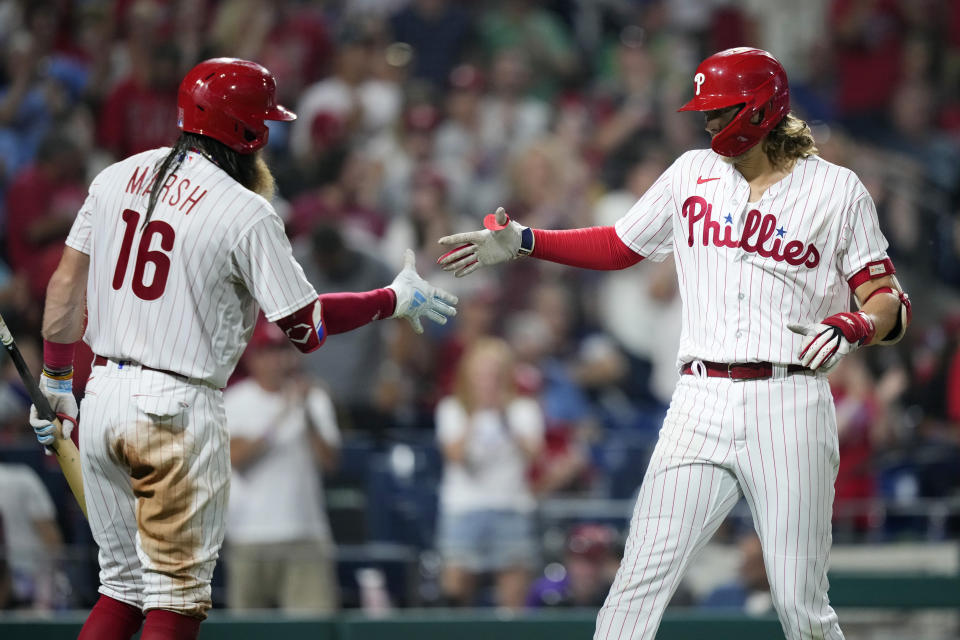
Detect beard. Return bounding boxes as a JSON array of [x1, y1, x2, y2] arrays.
[[249, 153, 276, 200]]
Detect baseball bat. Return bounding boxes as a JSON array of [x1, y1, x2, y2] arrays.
[[0, 315, 87, 519]]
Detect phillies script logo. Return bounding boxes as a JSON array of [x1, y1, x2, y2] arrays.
[[681, 196, 820, 268]]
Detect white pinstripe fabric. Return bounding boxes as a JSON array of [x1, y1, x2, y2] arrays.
[[596, 149, 884, 639], [66, 148, 317, 388], [615, 150, 889, 368], [80, 359, 229, 618], [594, 374, 842, 640]]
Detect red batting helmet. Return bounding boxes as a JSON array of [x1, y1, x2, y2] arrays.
[[678, 47, 789, 157], [177, 58, 296, 154]]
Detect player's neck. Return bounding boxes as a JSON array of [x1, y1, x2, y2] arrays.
[[732, 144, 794, 201], [731, 144, 773, 182]]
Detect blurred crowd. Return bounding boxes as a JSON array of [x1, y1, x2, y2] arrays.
[[0, 0, 959, 614]]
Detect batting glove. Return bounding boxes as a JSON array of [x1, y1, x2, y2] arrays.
[[437, 207, 532, 277], [29, 369, 79, 446], [388, 249, 459, 334], [787, 311, 876, 374]]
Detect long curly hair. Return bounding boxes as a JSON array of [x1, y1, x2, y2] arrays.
[[762, 112, 819, 170], [143, 132, 275, 225]]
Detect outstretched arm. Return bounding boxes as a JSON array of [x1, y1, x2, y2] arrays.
[[438, 208, 643, 276], [277, 249, 458, 352]]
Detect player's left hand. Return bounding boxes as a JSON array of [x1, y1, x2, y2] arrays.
[[388, 249, 459, 334], [788, 311, 876, 374]]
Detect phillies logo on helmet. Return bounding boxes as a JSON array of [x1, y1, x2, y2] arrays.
[[694, 72, 706, 96]]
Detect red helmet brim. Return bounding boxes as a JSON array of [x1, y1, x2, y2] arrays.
[[266, 105, 296, 122]]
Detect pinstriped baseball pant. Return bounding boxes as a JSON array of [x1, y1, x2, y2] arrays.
[[79, 360, 229, 619], [595, 372, 844, 640]]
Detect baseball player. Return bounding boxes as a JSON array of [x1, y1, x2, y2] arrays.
[[438, 47, 911, 640], [28, 58, 457, 640]]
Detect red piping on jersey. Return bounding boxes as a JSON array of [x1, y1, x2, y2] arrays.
[[531, 226, 644, 270], [319, 288, 396, 334], [847, 258, 894, 290]]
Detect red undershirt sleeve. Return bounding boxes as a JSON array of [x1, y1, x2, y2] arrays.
[[319, 288, 396, 335], [276, 289, 396, 353], [531, 226, 645, 270]]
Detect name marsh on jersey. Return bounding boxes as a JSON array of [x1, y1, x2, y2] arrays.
[[125, 163, 208, 215]]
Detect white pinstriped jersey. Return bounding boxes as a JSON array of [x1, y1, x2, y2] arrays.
[[615, 150, 889, 367], [66, 148, 317, 387]]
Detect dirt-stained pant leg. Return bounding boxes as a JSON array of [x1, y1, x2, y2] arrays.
[[126, 370, 229, 619], [594, 376, 743, 640], [80, 361, 229, 619]]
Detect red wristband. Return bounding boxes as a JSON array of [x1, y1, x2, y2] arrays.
[[43, 339, 77, 370]]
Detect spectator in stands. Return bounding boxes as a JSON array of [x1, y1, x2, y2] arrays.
[[96, 42, 180, 159], [291, 21, 401, 162], [0, 462, 67, 610], [479, 49, 550, 167], [436, 337, 544, 610], [210, 0, 332, 106], [478, 0, 578, 101], [376, 102, 444, 219], [288, 145, 389, 240], [699, 531, 772, 616], [507, 137, 591, 231], [506, 285, 596, 496], [389, 0, 475, 88], [527, 523, 620, 608], [591, 28, 662, 188], [3, 131, 86, 301], [830, 353, 897, 535], [594, 153, 680, 410], [382, 168, 464, 274], [295, 225, 396, 435], [434, 64, 507, 218], [225, 320, 341, 613], [0, 29, 73, 182], [829, 0, 906, 137], [0, 333, 41, 445]]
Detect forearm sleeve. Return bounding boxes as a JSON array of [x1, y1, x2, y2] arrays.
[[531, 226, 644, 270], [319, 288, 396, 335], [276, 289, 396, 353]]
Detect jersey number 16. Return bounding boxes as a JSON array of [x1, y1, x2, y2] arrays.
[[112, 209, 175, 301]]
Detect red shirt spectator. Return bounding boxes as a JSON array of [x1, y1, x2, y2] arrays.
[[4, 137, 86, 300], [97, 45, 180, 158], [830, 0, 905, 118]]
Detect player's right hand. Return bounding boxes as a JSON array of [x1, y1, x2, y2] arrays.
[[28, 370, 79, 445], [388, 249, 459, 334], [437, 207, 529, 277]]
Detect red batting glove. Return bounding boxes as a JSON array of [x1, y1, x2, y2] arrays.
[[787, 311, 875, 374]]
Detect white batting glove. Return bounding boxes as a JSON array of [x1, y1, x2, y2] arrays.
[[788, 311, 876, 374], [388, 249, 459, 334], [437, 207, 531, 277], [29, 371, 79, 446]]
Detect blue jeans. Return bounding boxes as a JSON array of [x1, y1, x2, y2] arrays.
[[438, 509, 538, 571]]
